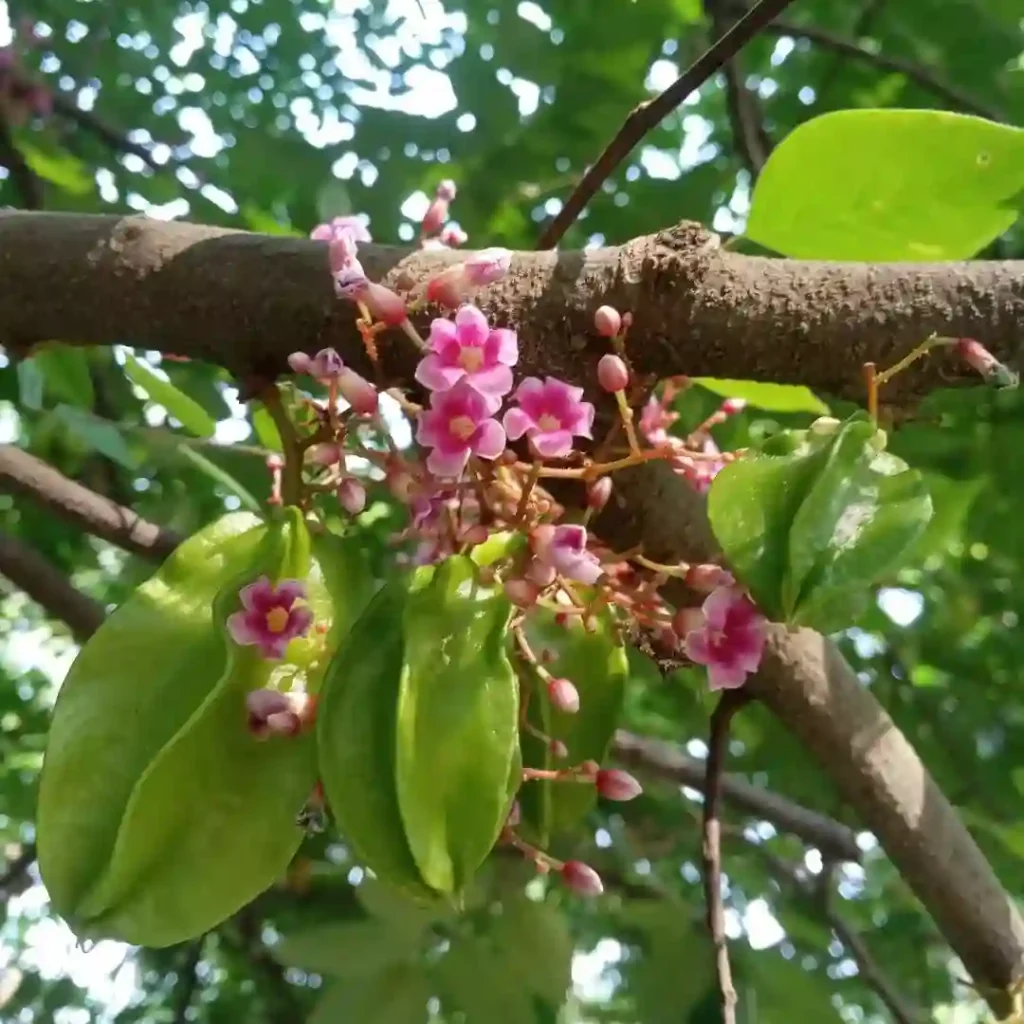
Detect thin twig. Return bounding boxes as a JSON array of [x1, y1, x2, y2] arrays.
[[0, 842, 36, 899], [720, 4, 1002, 122], [702, 689, 752, 1024], [535, 0, 797, 248]]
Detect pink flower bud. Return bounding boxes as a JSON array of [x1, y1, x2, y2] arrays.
[[314, 348, 345, 380], [440, 225, 467, 247], [561, 860, 603, 896], [549, 739, 568, 759], [594, 305, 622, 338], [672, 606, 704, 638], [334, 268, 407, 326], [265, 453, 284, 471], [328, 234, 360, 274], [421, 197, 450, 236], [465, 248, 511, 286], [527, 558, 557, 588], [337, 368, 379, 416], [436, 179, 457, 202], [309, 443, 343, 468], [504, 578, 540, 608], [460, 524, 489, 546], [685, 564, 735, 592], [246, 688, 317, 739], [587, 476, 612, 511], [597, 354, 629, 393], [547, 677, 580, 714], [338, 477, 367, 515], [721, 398, 746, 416], [579, 759, 600, 777], [596, 769, 642, 802], [288, 352, 313, 375]]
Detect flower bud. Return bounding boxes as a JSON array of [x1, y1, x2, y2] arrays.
[[594, 305, 622, 338], [338, 477, 367, 515], [547, 677, 580, 714], [597, 354, 629, 393], [421, 197, 450, 237], [586, 476, 612, 511], [436, 179, 457, 202], [579, 759, 600, 777], [549, 739, 568, 759], [246, 688, 317, 739], [504, 578, 540, 608], [672, 605, 704, 638], [721, 398, 746, 416], [684, 564, 735, 592], [561, 860, 603, 896], [287, 352, 313, 375], [527, 558, 557, 588], [337, 368, 379, 416], [595, 769, 642, 802], [309, 443, 342, 467], [810, 416, 841, 436], [440, 225, 468, 247]]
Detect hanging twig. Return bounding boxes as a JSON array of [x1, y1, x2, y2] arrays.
[[535, 0, 798, 249], [702, 689, 752, 1024]]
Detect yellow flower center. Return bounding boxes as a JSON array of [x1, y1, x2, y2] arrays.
[[450, 415, 476, 441], [459, 347, 484, 372], [538, 413, 561, 432], [266, 607, 290, 634]]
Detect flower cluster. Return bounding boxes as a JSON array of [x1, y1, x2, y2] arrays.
[[240, 184, 771, 899]]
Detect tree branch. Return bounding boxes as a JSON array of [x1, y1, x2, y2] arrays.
[[536, 0, 797, 248], [0, 445, 181, 559], [1, 213, 1022, 408], [611, 730, 861, 863], [702, 690, 751, 1024], [0, 530, 105, 639]]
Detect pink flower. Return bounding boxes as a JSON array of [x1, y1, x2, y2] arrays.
[[679, 436, 725, 495], [311, 215, 371, 245], [503, 377, 595, 459], [561, 860, 603, 896], [334, 267, 407, 326], [415, 305, 517, 409], [440, 224, 467, 247], [596, 769, 642, 802], [683, 586, 767, 691], [246, 688, 317, 739], [227, 577, 314, 660], [425, 248, 512, 308], [416, 379, 506, 478], [639, 396, 676, 445], [532, 524, 602, 585], [338, 477, 367, 515]]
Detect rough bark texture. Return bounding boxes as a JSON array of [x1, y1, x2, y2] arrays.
[[3, 210, 1024, 1011], [1, 212, 1023, 406]]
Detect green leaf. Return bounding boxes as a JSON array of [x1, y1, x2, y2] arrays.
[[437, 937, 536, 1024], [397, 557, 519, 895], [17, 358, 43, 411], [317, 582, 435, 900], [519, 605, 628, 846], [20, 143, 94, 195], [276, 919, 423, 978], [692, 379, 829, 416], [747, 109, 1024, 260], [52, 404, 139, 469], [122, 352, 217, 438], [490, 897, 573, 1005], [708, 415, 933, 631], [175, 444, 263, 513], [71, 508, 317, 945], [251, 405, 283, 452], [309, 964, 431, 1024], [37, 511, 268, 926], [32, 345, 95, 408]]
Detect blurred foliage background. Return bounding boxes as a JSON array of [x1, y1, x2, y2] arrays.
[[0, 0, 1022, 1021]]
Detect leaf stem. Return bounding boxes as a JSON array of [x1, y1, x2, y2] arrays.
[[259, 384, 304, 506]]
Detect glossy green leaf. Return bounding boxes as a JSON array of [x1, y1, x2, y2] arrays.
[[317, 582, 435, 900], [32, 345, 95, 408], [692, 379, 829, 416], [38, 511, 268, 925], [52, 404, 140, 469], [747, 109, 1024, 260], [71, 508, 315, 945], [20, 144, 94, 195], [397, 555, 518, 895], [708, 416, 933, 632], [122, 352, 217, 438], [518, 605, 628, 846]]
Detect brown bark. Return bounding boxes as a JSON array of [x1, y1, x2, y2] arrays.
[[0, 212, 1022, 406]]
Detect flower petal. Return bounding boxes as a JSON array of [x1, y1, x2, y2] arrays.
[[684, 630, 712, 665], [240, 576, 274, 613], [503, 406, 535, 441], [274, 579, 307, 608], [468, 363, 514, 401], [427, 446, 471, 478], [427, 317, 458, 352], [473, 418, 507, 460], [455, 304, 489, 346], [227, 611, 263, 646], [531, 429, 574, 459], [487, 328, 519, 367], [416, 410, 445, 448], [708, 664, 748, 691], [574, 400, 596, 438], [415, 355, 465, 393], [563, 555, 602, 585], [286, 605, 315, 639], [512, 377, 544, 408], [702, 586, 736, 631]]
